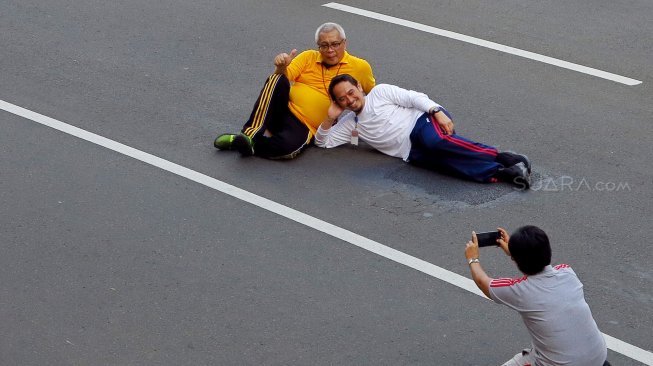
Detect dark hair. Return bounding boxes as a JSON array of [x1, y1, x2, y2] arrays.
[[508, 225, 552, 275], [328, 74, 359, 101]]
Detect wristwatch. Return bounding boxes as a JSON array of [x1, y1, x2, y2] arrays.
[[430, 106, 442, 115], [468, 258, 480, 265]]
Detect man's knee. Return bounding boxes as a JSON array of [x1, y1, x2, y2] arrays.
[[264, 73, 290, 89]]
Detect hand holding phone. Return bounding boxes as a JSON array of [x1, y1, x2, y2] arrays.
[[476, 231, 500, 247]]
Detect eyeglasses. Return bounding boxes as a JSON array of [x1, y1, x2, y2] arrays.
[[317, 40, 345, 51]]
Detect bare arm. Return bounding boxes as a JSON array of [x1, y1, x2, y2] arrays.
[[465, 231, 493, 298]]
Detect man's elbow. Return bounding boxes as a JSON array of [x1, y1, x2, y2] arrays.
[[472, 280, 490, 299], [481, 286, 491, 299], [313, 138, 327, 148], [472, 275, 492, 298]]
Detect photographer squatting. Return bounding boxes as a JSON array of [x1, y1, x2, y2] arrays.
[[464, 226, 610, 366]]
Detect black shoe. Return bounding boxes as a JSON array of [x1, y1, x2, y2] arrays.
[[496, 162, 531, 190], [233, 134, 254, 156], [496, 151, 531, 174]]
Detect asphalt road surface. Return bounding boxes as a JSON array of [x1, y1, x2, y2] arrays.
[[2, 1, 652, 365]]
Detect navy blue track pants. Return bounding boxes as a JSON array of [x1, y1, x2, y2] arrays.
[[408, 111, 501, 182]]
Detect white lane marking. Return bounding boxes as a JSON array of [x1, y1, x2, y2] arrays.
[[1, 99, 652, 365], [322, 2, 642, 86]]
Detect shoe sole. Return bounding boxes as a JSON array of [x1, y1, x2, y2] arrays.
[[519, 154, 532, 174], [504, 150, 532, 174], [513, 162, 531, 190]]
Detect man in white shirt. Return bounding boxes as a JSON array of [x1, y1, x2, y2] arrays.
[[315, 74, 531, 188]]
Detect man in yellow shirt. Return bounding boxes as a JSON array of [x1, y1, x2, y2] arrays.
[[214, 22, 376, 159]]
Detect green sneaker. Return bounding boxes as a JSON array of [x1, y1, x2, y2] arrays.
[[233, 134, 255, 156], [214, 133, 236, 150]]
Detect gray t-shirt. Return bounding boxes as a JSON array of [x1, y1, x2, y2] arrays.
[[490, 264, 607, 366]]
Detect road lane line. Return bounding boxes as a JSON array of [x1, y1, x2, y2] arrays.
[[322, 2, 642, 86], [1, 99, 651, 365]]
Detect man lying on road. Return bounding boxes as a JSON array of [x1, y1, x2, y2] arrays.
[[214, 23, 375, 159], [315, 74, 532, 188]]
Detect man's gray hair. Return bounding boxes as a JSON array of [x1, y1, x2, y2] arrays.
[[315, 22, 346, 43]]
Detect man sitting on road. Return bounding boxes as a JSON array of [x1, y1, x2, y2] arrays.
[[464, 226, 610, 366], [315, 74, 531, 187], [214, 22, 375, 159]]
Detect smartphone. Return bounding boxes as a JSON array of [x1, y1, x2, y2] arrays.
[[476, 231, 500, 247]]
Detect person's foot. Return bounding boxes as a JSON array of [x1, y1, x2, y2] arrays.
[[512, 163, 531, 190], [495, 162, 531, 190], [214, 133, 237, 150], [233, 134, 255, 156], [496, 151, 532, 174], [516, 153, 531, 174]]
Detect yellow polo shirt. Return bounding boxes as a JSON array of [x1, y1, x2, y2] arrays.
[[286, 50, 375, 136]]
